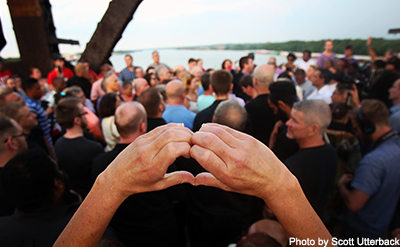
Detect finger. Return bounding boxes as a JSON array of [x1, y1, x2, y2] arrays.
[[150, 128, 193, 156], [153, 141, 192, 170], [157, 171, 195, 190], [196, 124, 244, 148], [200, 123, 245, 139], [143, 123, 192, 140], [195, 172, 232, 191], [190, 145, 227, 175]]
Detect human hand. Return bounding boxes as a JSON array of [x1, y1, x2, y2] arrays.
[[191, 123, 295, 199], [350, 83, 360, 107], [272, 121, 283, 136], [338, 174, 354, 187], [100, 123, 195, 199], [45, 106, 55, 116]]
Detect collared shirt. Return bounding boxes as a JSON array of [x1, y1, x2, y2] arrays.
[[306, 84, 333, 104], [23, 96, 52, 146], [119, 67, 136, 82], [162, 105, 196, 130], [390, 104, 400, 133], [296, 80, 316, 99]]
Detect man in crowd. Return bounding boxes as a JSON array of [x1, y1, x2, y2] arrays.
[[149, 51, 170, 70], [239, 75, 257, 100], [4, 77, 16, 92], [294, 69, 316, 99], [163, 80, 195, 129], [156, 66, 171, 84], [172, 65, 187, 81], [0, 61, 13, 86], [307, 68, 334, 104], [66, 62, 92, 99], [213, 99, 247, 131], [55, 97, 104, 198], [344, 45, 358, 64], [197, 73, 215, 112], [138, 87, 166, 132], [47, 56, 74, 86], [80, 59, 97, 81], [285, 100, 337, 218], [339, 99, 400, 239], [188, 58, 197, 71], [192, 70, 233, 132], [268, 81, 299, 162], [135, 66, 144, 78], [317, 40, 336, 68], [389, 79, 400, 133], [295, 50, 316, 72], [133, 78, 150, 101], [91, 64, 113, 102], [245, 64, 278, 146], [119, 54, 136, 82], [233, 56, 254, 101], [0, 87, 24, 107]]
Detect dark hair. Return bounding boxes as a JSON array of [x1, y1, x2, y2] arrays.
[[248, 53, 255, 60], [55, 97, 82, 129], [125, 54, 132, 59], [317, 68, 332, 84], [143, 73, 158, 86], [122, 81, 132, 89], [139, 88, 162, 118], [201, 73, 211, 90], [221, 59, 232, 70], [188, 58, 196, 64], [287, 53, 297, 60], [210, 70, 233, 96], [239, 75, 254, 88], [269, 81, 298, 108], [331, 103, 351, 120], [303, 50, 311, 56], [134, 66, 142, 72], [99, 93, 118, 118], [0, 148, 64, 212], [0, 102, 26, 121], [237, 233, 282, 247], [145, 66, 155, 74], [336, 83, 352, 95], [373, 60, 386, 69], [239, 56, 251, 70], [21, 78, 39, 92], [277, 71, 292, 81], [345, 45, 353, 50], [294, 69, 305, 76], [161, 79, 172, 85], [0, 115, 18, 141]]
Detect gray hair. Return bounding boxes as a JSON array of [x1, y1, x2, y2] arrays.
[[101, 71, 116, 92], [213, 99, 247, 131], [293, 100, 332, 134]]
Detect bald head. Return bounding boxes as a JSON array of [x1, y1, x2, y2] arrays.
[[134, 78, 150, 96], [166, 80, 185, 104], [74, 62, 87, 77], [253, 64, 275, 89], [248, 219, 288, 247], [115, 102, 147, 139], [213, 99, 247, 131], [191, 66, 203, 79]]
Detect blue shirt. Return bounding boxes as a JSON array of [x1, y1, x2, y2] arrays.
[[344, 136, 400, 238], [162, 105, 196, 130], [119, 67, 136, 82], [389, 104, 400, 134], [197, 95, 215, 112], [23, 96, 53, 147]]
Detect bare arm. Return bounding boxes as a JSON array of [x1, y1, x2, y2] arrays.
[[367, 37, 378, 62], [338, 174, 370, 213]]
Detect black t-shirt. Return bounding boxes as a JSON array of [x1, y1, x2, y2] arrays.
[[272, 125, 300, 162], [92, 143, 180, 247], [245, 94, 278, 146], [284, 144, 338, 218], [147, 117, 167, 132], [0, 167, 14, 217], [27, 125, 49, 154], [66, 76, 92, 99], [233, 71, 251, 101], [192, 100, 225, 132], [55, 136, 104, 198]]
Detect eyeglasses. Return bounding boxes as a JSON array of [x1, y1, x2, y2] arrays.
[[4, 133, 29, 143], [77, 111, 88, 117]]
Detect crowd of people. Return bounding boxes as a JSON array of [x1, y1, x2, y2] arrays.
[[0, 38, 400, 247]]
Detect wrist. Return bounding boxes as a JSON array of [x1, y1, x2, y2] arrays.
[[95, 171, 129, 206]]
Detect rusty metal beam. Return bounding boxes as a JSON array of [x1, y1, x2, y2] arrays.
[[79, 0, 143, 72]]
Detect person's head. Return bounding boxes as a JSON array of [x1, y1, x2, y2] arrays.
[[56, 97, 88, 130], [98, 93, 121, 119], [152, 51, 159, 64], [185, 74, 199, 93], [53, 57, 64, 68], [324, 59, 334, 69], [29, 67, 42, 80], [122, 81, 133, 97], [100, 63, 112, 76], [294, 69, 306, 84], [303, 50, 311, 62], [252, 64, 275, 92], [146, 66, 155, 74], [134, 78, 150, 96], [344, 45, 353, 57], [0, 102, 38, 132], [115, 102, 147, 140], [0, 116, 28, 161], [336, 59, 348, 72], [63, 86, 86, 105], [135, 66, 144, 78], [197, 58, 203, 68], [268, 57, 277, 67], [286, 100, 332, 141], [287, 53, 297, 64], [201, 72, 212, 91], [22, 78, 42, 100], [239, 56, 254, 73], [139, 87, 165, 118], [351, 99, 390, 144], [268, 81, 298, 122], [306, 65, 318, 80], [240, 75, 256, 98], [104, 73, 120, 93], [213, 99, 247, 131], [173, 65, 187, 81], [143, 73, 159, 87], [311, 68, 330, 89], [331, 83, 352, 105], [74, 62, 87, 77], [210, 70, 233, 97], [124, 54, 133, 67], [389, 79, 400, 104], [237, 233, 282, 247], [165, 80, 185, 104], [247, 219, 288, 247], [4, 77, 16, 91], [190, 66, 204, 80], [222, 59, 232, 70], [0, 87, 24, 106], [324, 39, 334, 52], [156, 66, 171, 83], [0, 148, 68, 212], [188, 58, 197, 70], [53, 77, 67, 93]]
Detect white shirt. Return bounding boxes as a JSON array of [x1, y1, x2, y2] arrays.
[[296, 80, 317, 99], [295, 59, 316, 72], [306, 84, 334, 104]]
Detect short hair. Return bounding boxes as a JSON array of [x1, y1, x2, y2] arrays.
[[125, 54, 132, 59], [139, 87, 162, 118], [210, 70, 232, 96], [122, 81, 132, 89], [188, 58, 196, 64], [287, 53, 297, 60], [303, 50, 311, 56], [21, 78, 39, 92], [0, 102, 26, 121], [115, 102, 146, 137], [101, 71, 116, 92], [155, 66, 168, 76], [99, 93, 118, 119], [201, 73, 211, 90], [221, 59, 232, 70], [239, 56, 251, 70], [146, 66, 155, 74], [269, 81, 298, 108], [135, 66, 142, 72], [0, 148, 65, 212], [355, 99, 390, 126], [317, 68, 332, 84], [239, 75, 254, 88], [277, 72, 292, 81], [336, 83, 352, 95], [63, 86, 83, 98], [55, 97, 82, 129], [0, 87, 14, 104], [214, 99, 247, 131], [345, 45, 353, 50], [0, 116, 18, 153], [293, 100, 332, 134], [253, 65, 274, 88], [294, 69, 305, 76]]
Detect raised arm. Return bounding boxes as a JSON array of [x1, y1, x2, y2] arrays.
[[367, 37, 378, 62]]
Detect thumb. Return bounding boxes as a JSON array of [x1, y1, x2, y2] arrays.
[[195, 172, 232, 192], [161, 171, 195, 189]]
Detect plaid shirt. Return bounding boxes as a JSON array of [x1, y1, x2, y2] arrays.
[[119, 67, 136, 82]]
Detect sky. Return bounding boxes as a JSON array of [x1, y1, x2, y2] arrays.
[[0, 0, 399, 58]]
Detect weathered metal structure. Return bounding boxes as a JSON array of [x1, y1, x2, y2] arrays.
[[2, 0, 142, 76]]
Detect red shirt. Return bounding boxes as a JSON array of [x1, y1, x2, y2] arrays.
[[89, 70, 98, 80], [0, 70, 14, 86], [47, 67, 74, 85]]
